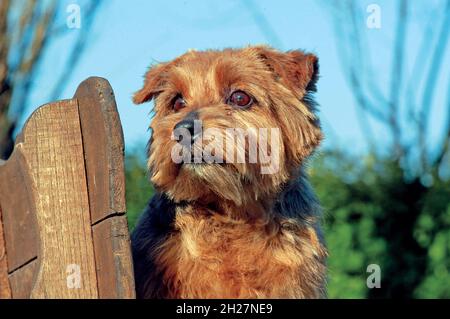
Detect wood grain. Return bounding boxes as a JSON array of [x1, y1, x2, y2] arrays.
[[0, 77, 135, 299], [0, 204, 11, 299], [75, 77, 135, 299], [8, 259, 38, 299], [20, 100, 98, 298], [0, 149, 38, 273], [92, 215, 135, 298], [75, 77, 126, 223]]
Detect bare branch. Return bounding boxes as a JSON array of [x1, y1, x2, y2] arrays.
[[334, 1, 389, 124], [0, 0, 13, 159], [388, 0, 408, 158], [418, 0, 450, 169], [0, 0, 10, 87], [0, 1, 105, 159], [49, 1, 104, 101], [20, 2, 57, 74], [17, 0, 37, 41], [354, 102, 376, 152], [11, 1, 57, 121], [348, 1, 388, 107], [405, 5, 439, 124], [433, 76, 450, 169], [325, 0, 450, 178], [10, 0, 40, 75]]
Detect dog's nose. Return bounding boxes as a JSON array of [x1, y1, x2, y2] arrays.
[[174, 119, 195, 138], [173, 111, 201, 145]]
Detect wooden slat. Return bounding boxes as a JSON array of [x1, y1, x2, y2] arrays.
[[19, 100, 98, 299], [0, 77, 135, 299], [0, 149, 38, 273], [8, 259, 38, 299], [74, 77, 135, 299], [0, 204, 11, 299], [92, 216, 135, 298], [74, 77, 127, 223]]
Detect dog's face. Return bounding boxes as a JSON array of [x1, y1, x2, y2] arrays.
[[134, 46, 322, 205]]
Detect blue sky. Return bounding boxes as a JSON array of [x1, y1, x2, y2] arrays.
[[20, 0, 450, 157]]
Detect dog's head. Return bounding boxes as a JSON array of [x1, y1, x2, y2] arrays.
[[134, 46, 322, 205]]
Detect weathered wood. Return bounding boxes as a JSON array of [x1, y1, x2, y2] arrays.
[[8, 259, 38, 299], [0, 204, 11, 298], [75, 77, 135, 299], [75, 77, 127, 223], [0, 149, 38, 273], [0, 77, 135, 299], [21, 100, 98, 298], [92, 216, 135, 298]]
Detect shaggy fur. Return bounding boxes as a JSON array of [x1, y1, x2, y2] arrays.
[[132, 46, 327, 298]]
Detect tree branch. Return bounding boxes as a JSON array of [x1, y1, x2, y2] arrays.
[[49, 1, 104, 101], [340, 1, 390, 124], [433, 75, 450, 169], [419, 0, 450, 171], [388, 0, 408, 159], [0, 0, 13, 159], [11, 1, 57, 121]]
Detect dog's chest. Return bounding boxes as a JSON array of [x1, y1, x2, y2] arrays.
[[155, 212, 325, 298]]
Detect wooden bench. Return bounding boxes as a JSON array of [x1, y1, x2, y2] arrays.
[[0, 77, 135, 299]]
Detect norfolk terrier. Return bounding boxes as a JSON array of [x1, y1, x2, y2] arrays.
[[131, 46, 327, 298]]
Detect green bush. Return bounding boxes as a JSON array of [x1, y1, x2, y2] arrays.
[[125, 151, 154, 230], [310, 150, 449, 298]]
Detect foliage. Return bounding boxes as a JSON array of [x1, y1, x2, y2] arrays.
[[309, 150, 450, 299], [125, 151, 153, 230]]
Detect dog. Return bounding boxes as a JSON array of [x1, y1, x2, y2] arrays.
[[131, 46, 327, 298]]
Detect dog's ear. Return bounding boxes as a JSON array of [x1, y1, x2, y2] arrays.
[[133, 62, 171, 104], [250, 46, 322, 163], [253, 46, 319, 98]]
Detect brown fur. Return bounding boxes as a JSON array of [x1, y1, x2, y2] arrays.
[[132, 46, 327, 298]]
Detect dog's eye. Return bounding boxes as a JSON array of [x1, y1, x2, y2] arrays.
[[228, 91, 253, 108], [173, 96, 186, 111]]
